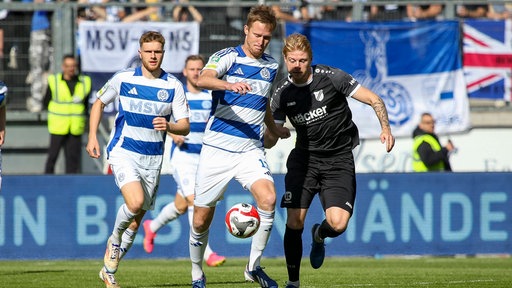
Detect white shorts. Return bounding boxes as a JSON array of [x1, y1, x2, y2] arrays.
[[194, 145, 274, 207], [170, 149, 200, 198], [109, 150, 161, 211]]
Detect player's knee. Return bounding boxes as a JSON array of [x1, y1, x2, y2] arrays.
[[323, 220, 347, 238], [193, 221, 210, 233], [175, 203, 188, 214], [125, 203, 143, 215], [286, 217, 305, 230], [255, 193, 276, 211]]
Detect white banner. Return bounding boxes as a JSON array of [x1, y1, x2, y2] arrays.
[[264, 128, 512, 173], [78, 21, 200, 73]]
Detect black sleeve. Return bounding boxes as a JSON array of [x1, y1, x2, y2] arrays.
[[83, 86, 92, 116], [417, 141, 449, 166], [42, 85, 51, 111], [328, 66, 359, 97]]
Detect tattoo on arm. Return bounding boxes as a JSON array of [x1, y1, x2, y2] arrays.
[[372, 98, 391, 129]]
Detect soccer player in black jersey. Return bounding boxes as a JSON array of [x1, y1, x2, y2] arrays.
[[265, 33, 395, 288]]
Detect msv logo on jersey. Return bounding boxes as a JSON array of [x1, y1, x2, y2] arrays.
[[157, 90, 169, 101], [129, 99, 167, 115], [260, 68, 271, 80]]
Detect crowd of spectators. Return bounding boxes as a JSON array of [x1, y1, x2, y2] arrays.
[[71, 2, 512, 25], [76, 0, 204, 23]]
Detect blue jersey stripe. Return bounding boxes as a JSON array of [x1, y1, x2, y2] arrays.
[[124, 112, 155, 129], [210, 117, 261, 140], [121, 137, 163, 155], [190, 122, 207, 133], [230, 63, 277, 83], [179, 143, 202, 154], [219, 93, 267, 111], [188, 100, 211, 110], [120, 82, 175, 102], [107, 105, 126, 157]]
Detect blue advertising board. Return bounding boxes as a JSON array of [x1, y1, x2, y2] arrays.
[[0, 173, 510, 259]]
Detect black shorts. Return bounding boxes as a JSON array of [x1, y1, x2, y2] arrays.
[[280, 149, 356, 214]]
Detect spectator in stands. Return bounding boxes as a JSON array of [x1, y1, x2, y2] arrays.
[[44, 55, 92, 174], [412, 113, 454, 172], [121, 5, 159, 22], [78, 0, 108, 21], [272, 0, 309, 23], [406, 4, 444, 21], [25, 0, 53, 113], [487, 3, 512, 20], [457, 4, 489, 18], [77, 0, 160, 23], [172, 0, 203, 23], [0, 81, 7, 191], [144, 0, 162, 21], [369, 3, 407, 21], [344, 0, 372, 22], [322, 0, 353, 21]]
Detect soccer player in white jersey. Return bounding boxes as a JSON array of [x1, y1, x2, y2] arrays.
[[189, 5, 290, 288], [86, 31, 190, 288], [142, 55, 226, 267]]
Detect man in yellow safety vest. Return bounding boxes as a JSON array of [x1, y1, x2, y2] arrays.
[[412, 112, 455, 172], [44, 54, 91, 174]]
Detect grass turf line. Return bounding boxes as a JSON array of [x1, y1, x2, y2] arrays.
[[0, 257, 510, 287]]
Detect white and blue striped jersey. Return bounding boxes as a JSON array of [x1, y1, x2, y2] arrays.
[[97, 67, 189, 169], [202, 45, 278, 152], [170, 87, 211, 157]]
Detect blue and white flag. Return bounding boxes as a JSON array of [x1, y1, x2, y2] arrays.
[[286, 21, 471, 139]]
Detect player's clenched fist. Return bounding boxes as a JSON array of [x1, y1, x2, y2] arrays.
[[153, 117, 168, 131]]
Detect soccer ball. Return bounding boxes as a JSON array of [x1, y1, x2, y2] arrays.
[[225, 203, 260, 238]]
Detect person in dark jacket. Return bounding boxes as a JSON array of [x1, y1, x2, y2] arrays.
[[412, 113, 455, 172]]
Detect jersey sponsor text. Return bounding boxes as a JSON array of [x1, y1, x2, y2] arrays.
[[290, 106, 328, 125]]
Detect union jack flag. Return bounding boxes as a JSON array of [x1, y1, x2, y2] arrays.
[[463, 19, 512, 101]]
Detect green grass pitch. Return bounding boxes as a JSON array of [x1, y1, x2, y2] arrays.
[[0, 256, 510, 287]]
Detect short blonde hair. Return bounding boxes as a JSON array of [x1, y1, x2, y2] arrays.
[[283, 33, 313, 60]]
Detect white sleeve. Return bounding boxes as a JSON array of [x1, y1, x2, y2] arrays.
[[171, 81, 189, 121], [203, 49, 236, 78], [96, 74, 120, 105]]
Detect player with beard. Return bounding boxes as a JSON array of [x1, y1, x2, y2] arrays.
[[87, 31, 190, 288], [188, 5, 290, 288], [265, 33, 395, 288]]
